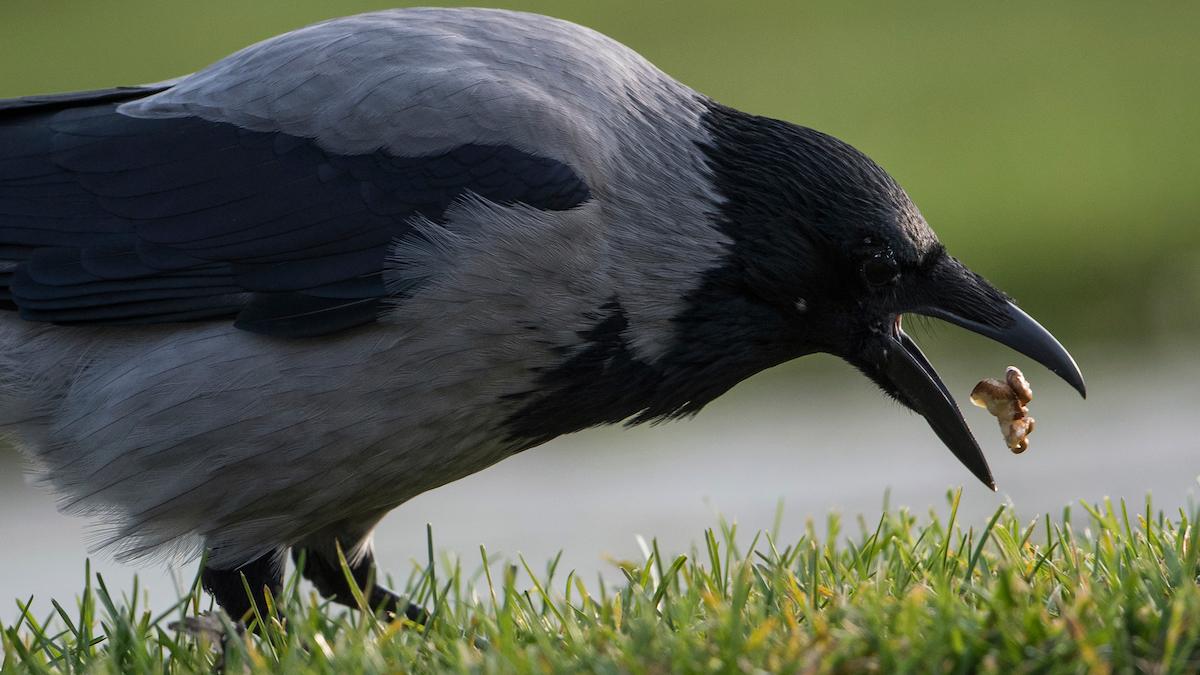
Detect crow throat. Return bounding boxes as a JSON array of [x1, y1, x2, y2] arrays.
[[501, 102, 848, 446]]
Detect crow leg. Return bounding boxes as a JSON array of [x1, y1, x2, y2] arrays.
[[291, 523, 426, 622], [200, 549, 286, 623]]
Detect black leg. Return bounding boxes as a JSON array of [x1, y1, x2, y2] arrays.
[[292, 538, 425, 622], [201, 550, 285, 622]]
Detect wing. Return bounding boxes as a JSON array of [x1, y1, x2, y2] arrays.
[[0, 90, 591, 337]]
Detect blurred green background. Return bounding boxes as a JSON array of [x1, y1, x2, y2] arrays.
[[2, 0, 1198, 345], [2, 1, 1198, 616]]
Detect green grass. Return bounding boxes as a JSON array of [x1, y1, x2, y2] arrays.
[[4, 491, 1199, 673]]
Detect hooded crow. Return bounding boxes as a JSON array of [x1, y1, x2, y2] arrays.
[[0, 8, 1085, 620]]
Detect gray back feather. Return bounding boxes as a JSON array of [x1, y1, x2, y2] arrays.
[[122, 8, 695, 187]]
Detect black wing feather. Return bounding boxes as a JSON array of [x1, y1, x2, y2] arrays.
[[0, 85, 172, 117], [0, 90, 591, 337]]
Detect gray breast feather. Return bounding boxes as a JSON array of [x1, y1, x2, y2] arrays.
[[3, 199, 617, 566], [120, 8, 701, 184]]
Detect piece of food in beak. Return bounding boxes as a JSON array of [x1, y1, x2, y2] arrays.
[[970, 366, 1036, 454]]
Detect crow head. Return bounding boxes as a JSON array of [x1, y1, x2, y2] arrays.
[[697, 102, 1085, 489]]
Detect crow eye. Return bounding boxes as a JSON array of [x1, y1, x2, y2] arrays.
[[861, 252, 899, 287]]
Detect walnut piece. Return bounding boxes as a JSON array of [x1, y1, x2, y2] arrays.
[[970, 366, 1036, 453]]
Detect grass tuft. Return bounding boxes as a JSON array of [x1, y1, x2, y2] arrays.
[[4, 491, 1200, 673]]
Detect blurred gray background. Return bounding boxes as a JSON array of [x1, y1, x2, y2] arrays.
[[1, 1, 1197, 617]]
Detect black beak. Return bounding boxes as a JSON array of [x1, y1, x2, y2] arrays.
[[855, 255, 1085, 490], [918, 300, 1087, 399]]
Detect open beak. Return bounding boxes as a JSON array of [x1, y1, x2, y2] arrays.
[[857, 256, 1085, 490]]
